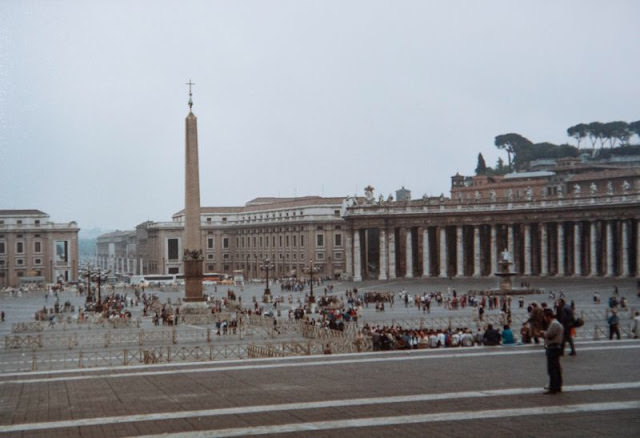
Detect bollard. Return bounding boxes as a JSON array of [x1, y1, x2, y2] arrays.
[[172, 328, 177, 345], [31, 352, 37, 371], [105, 332, 110, 348], [207, 328, 211, 343], [167, 346, 171, 362], [123, 349, 129, 366], [78, 352, 83, 368], [139, 330, 144, 346], [593, 325, 599, 340]]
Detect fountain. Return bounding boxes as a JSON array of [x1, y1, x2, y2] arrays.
[[495, 249, 517, 293]]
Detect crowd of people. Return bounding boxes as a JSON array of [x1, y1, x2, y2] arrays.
[[11, 278, 637, 348], [361, 323, 524, 351]]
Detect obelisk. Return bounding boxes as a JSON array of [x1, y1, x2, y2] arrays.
[[183, 80, 204, 302]]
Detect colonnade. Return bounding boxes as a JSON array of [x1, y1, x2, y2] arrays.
[[96, 256, 141, 276], [346, 219, 640, 280]]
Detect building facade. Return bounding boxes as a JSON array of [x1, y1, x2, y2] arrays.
[[343, 163, 640, 281], [95, 230, 138, 277], [98, 196, 350, 280], [0, 210, 79, 288]]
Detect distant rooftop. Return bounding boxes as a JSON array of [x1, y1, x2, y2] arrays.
[[503, 171, 555, 179], [0, 209, 48, 216], [172, 196, 347, 219]]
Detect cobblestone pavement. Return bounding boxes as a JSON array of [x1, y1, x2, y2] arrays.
[[0, 278, 638, 436], [0, 339, 638, 437]]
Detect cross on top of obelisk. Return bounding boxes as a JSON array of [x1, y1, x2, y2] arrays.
[[186, 79, 195, 109]]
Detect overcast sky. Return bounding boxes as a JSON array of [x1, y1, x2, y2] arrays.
[[1, 0, 638, 232]]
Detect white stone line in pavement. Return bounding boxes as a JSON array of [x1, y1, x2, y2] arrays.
[[127, 401, 640, 438], [0, 382, 638, 433], [1, 343, 638, 384]]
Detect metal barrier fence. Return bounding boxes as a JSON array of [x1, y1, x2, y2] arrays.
[[9, 338, 374, 372], [11, 344, 254, 372], [248, 337, 374, 359], [12, 318, 141, 333], [5, 316, 313, 352], [7, 307, 636, 352]]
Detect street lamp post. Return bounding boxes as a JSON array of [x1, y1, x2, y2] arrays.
[[304, 259, 320, 303], [78, 264, 110, 313], [260, 257, 275, 303]]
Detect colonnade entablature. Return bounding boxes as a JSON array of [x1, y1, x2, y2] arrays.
[[343, 192, 640, 219]]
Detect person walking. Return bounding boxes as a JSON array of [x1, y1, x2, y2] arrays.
[[543, 308, 564, 394], [632, 311, 640, 339], [608, 309, 621, 340], [556, 298, 576, 356]]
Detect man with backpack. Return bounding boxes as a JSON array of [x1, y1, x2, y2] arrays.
[[556, 298, 576, 356]]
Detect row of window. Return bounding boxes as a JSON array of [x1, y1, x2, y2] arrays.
[[0, 258, 43, 266], [0, 220, 42, 226], [0, 270, 43, 278], [167, 234, 343, 262], [205, 234, 342, 250], [0, 241, 43, 254]]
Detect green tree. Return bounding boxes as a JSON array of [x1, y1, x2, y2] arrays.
[[586, 122, 605, 148], [630, 121, 640, 143], [567, 123, 588, 148], [605, 121, 630, 147], [495, 133, 533, 170], [475, 153, 487, 175]]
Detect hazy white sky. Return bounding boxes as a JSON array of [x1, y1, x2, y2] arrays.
[[1, 0, 638, 231]]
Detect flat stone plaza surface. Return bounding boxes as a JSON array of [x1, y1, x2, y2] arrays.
[[0, 277, 639, 437]]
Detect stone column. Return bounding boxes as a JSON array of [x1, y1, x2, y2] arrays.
[[490, 225, 497, 276], [590, 221, 598, 277], [508, 225, 515, 269], [345, 231, 353, 279], [456, 226, 464, 277], [353, 230, 362, 282], [540, 223, 548, 276], [405, 229, 413, 278], [621, 220, 630, 277], [606, 221, 614, 277], [439, 227, 448, 278], [557, 223, 565, 276], [378, 229, 387, 280], [524, 224, 532, 276], [574, 222, 582, 276], [473, 225, 481, 277], [636, 220, 640, 277], [422, 228, 430, 278], [388, 230, 396, 280]]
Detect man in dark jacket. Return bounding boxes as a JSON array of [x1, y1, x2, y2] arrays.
[[556, 298, 576, 356], [482, 324, 501, 346]]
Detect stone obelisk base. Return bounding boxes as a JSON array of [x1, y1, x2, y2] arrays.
[[181, 259, 214, 324], [180, 300, 214, 324], [183, 259, 205, 302]]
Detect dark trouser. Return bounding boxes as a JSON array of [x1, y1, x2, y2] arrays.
[[546, 346, 563, 391], [563, 326, 575, 354], [609, 324, 621, 340]]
